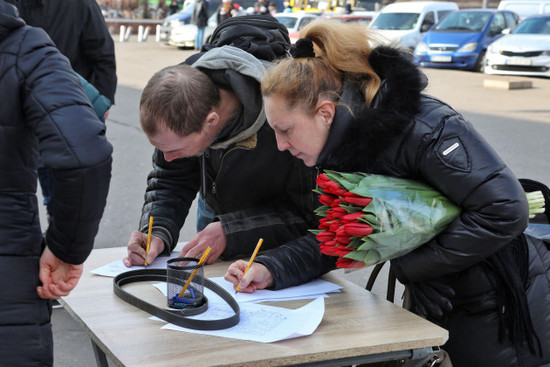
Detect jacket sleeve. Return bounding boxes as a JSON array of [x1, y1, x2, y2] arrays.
[[139, 148, 201, 254], [390, 110, 529, 283], [20, 27, 113, 265], [79, 0, 117, 103], [217, 161, 319, 260], [254, 234, 337, 289]]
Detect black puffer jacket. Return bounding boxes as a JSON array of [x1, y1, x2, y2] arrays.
[[0, 3, 112, 365], [140, 46, 318, 260], [7, 0, 117, 103], [255, 47, 549, 366]]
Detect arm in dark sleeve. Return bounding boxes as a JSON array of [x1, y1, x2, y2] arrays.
[[391, 113, 529, 283], [139, 148, 201, 254], [21, 28, 113, 265], [218, 160, 319, 259], [79, 0, 117, 103], [255, 234, 337, 290]]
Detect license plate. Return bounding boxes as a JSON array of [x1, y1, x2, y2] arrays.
[[505, 58, 532, 66], [431, 55, 452, 63]]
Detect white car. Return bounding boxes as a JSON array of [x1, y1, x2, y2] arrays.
[[169, 13, 217, 48], [485, 15, 550, 78], [274, 12, 319, 44]]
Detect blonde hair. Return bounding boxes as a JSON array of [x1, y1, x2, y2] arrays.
[[262, 21, 381, 112]]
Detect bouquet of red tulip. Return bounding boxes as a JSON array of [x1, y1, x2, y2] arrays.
[[312, 170, 461, 269], [313, 171, 546, 269]]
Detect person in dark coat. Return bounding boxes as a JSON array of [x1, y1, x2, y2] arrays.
[[123, 46, 318, 270], [225, 21, 550, 367], [216, 0, 234, 24], [0, 2, 112, 365], [7, 0, 117, 222], [191, 0, 209, 50]]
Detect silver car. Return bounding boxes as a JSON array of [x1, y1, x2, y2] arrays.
[[484, 14, 550, 78]]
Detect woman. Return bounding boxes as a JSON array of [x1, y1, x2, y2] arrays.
[[224, 21, 549, 366]]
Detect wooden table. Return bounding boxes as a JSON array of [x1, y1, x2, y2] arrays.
[[60, 247, 448, 367]]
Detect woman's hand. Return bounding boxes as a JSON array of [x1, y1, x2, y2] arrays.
[[224, 261, 274, 293]]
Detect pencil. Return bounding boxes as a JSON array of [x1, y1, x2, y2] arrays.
[[177, 246, 212, 298], [235, 238, 264, 294], [144, 216, 153, 268]]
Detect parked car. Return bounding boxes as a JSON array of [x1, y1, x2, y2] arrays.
[[274, 12, 320, 43], [169, 13, 217, 48], [414, 9, 520, 71], [369, 1, 459, 51], [484, 14, 550, 78], [498, 0, 550, 20], [321, 12, 377, 25], [159, 0, 228, 42]]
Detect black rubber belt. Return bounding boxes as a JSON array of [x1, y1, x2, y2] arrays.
[[113, 268, 240, 330]]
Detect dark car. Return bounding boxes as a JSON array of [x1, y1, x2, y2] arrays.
[[414, 9, 520, 71]]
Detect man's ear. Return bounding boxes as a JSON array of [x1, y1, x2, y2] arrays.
[[317, 101, 335, 127], [204, 111, 219, 130]]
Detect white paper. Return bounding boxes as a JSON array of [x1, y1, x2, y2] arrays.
[[161, 297, 325, 343], [90, 252, 179, 277], [152, 277, 341, 304]]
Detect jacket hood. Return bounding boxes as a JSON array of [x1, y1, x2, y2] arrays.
[[0, 0, 24, 40], [317, 46, 428, 172], [191, 45, 268, 149]]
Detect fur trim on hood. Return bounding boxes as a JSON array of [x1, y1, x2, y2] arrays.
[[317, 46, 428, 172]]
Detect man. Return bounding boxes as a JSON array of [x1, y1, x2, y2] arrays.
[[124, 46, 318, 267], [8, 0, 117, 221], [0, 2, 112, 365], [191, 0, 209, 50]]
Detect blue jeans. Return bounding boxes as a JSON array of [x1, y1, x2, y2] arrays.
[[37, 158, 55, 219], [196, 195, 215, 232], [195, 27, 205, 50]]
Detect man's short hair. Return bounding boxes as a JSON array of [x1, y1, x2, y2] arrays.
[[140, 64, 220, 137]]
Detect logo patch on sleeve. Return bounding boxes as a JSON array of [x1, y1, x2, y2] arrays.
[[436, 137, 470, 172]]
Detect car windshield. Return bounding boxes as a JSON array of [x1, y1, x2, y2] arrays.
[[370, 13, 420, 30], [434, 11, 491, 32], [275, 16, 298, 29], [512, 17, 550, 34]]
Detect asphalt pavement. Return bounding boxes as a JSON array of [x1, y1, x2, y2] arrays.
[[49, 39, 550, 367]]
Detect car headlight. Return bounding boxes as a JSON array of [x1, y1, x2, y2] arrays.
[[415, 42, 428, 54], [457, 42, 477, 53], [487, 44, 498, 54]]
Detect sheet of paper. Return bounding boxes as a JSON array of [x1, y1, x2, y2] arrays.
[[90, 251, 179, 277], [211, 277, 341, 303], [161, 297, 325, 343], [152, 277, 341, 304]]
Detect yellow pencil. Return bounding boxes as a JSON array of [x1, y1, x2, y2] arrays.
[[144, 216, 153, 267], [177, 246, 212, 298], [236, 238, 264, 294]]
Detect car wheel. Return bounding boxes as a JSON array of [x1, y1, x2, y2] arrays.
[[474, 51, 486, 73]]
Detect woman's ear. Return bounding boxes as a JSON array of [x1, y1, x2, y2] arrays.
[[317, 101, 335, 127]]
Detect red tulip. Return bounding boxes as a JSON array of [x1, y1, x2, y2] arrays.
[[332, 245, 354, 256], [329, 207, 348, 219], [331, 198, 343, 208], [342, 195, 372, 207], [336, 257, 366, 269], [342, 222, 373, 237], [341, 211, 364, 223], [319, 194, 337, 206], [329, 220, 342, 233], [316, 230, 335, 242], [316, 173, 330, 188]]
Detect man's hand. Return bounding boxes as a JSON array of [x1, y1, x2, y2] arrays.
[[179, 222, 226, 264], [123, 231, 165, 267], [36, 246, 83, 299], [224, 261, 274, 293]]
